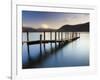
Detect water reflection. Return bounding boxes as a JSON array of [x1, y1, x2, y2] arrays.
[[22, 32, 89, 69]]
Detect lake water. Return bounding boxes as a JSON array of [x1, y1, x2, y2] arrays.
[[22, 32, 89, 69]]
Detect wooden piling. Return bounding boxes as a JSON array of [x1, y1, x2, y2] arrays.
[[55, 32, 57, 47], [61, 32, 64, 44], [79, 33, 80, 37], [75, 32, 77, 37], [50, 32, 52, 41], [26, 32, 29, 41], [50, 32, 52, 49], [55, 32, 57, 42], [61, 32, 62, 44], [44, 32, 46, 40], [69, 32, 71, 40], [26, 32, 31, 60], [58, 32, 60, 41], [58, 32, 60, 46], [40, 34, 42, 55], [43, 32, 46, 53], [72, 32, 74, 38], [68, 32, 69, 40], [27, 44, 31, 60], [65, 32, 67, 40]]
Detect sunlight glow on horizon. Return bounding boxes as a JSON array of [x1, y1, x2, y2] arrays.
[[41, 24, 49, 29]]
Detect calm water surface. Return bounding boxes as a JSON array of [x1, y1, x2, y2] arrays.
[[22, 32, 89, 69]]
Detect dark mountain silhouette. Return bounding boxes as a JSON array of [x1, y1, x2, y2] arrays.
[[22, 27, 37, 32], [58, 22, 89, 32], [22, 22, 89, 32], [36, 28, 56, 32], [22, 27, 56, 32]]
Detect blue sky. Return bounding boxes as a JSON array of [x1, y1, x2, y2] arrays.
[[22, 11, 89, 29]]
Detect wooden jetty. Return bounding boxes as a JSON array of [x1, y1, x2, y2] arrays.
[[22, 31, 80, 68], [23, 31, 80, 58], [22, 37, 79, 45], [23, 31, 80, 45]]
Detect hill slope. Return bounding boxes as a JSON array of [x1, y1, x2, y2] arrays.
[[58, 22, 89, 32]]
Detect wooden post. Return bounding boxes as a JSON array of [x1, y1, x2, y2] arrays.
[[27, 44, 31, 60], [67, 32, 69, 40], [44, 32, 46, 40], [61, 32, 62, 44], [59, 32, 61, 41], [50, 32, 52, 41], [65, 32, 67, 40], [58, 32, 60, 41], [26, 32, 31, 60], [50, 32, 52, 48], [70, 32, 72, 40], [69, 32, 71, 39], [61, 32, 63, 41], [74, 32, 76, 37], [58, 32, 60, 46], [77, 32, 78, 37], [75, 32, 77, 37], [43, 32, 46, 53], [40, 34, 42, 55], [55, 32, 57, 42], [55, 31, 57, 48], [55, 32, 57, 45], [26, 32, 29, 41], [79, 33, 80, 37], [61, 32, 64, 44], [50, 42, 53, 53], [72, 32, 74, 38]]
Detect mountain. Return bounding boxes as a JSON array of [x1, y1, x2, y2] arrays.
[[22, 22, 89, 32], [58, 22, 89, 32], [36, 28, 56, 32], [22, 27, 56, 32], [22, 27, 37, 32]]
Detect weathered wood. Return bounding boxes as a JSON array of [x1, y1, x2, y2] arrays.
[[68, 32, 69, 40], [23, 40, 65, 45], [55, 32, 57, 42], [40, 34, 42, 55], [26, 32, 29, 41], [27, 44, 31, 60], [72, 32, 74, 38], [44, 32, 46, 40], [79, 33, 80, 37], [25, 37, 80, 44], [75, 32, 77, 37], [69, 32, 71, 39], [65, 32, 67, 40], [58, 32, 60, 41], [50, 32, 52, 40], [58, 32, 60, 46], [61, 32, 63, 41]]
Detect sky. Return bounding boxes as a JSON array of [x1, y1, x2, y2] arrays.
[[22, 11, 89, 29]]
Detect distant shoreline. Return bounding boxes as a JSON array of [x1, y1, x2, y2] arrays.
[[22, 22, 89, 32]]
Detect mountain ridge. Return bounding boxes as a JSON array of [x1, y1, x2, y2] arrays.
[[22, 22, 89, 32], [58, 22, 89, 32]]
